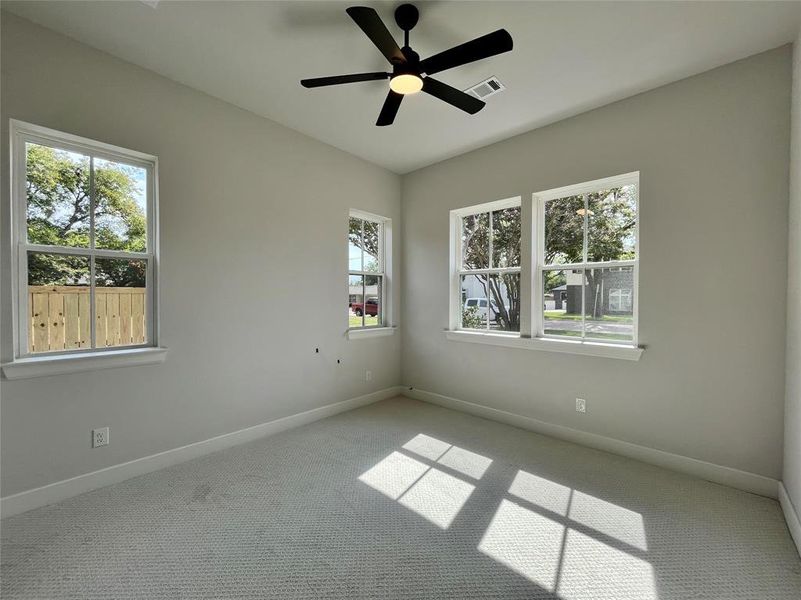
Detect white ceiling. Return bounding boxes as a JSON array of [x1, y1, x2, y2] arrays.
[[4, 1, 800, 173]]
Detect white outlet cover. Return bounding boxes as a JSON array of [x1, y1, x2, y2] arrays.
[[366, 370, 372, 382], [576, 398, 587, 413], [92, 427, 109, 448]]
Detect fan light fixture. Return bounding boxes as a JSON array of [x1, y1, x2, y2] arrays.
[[300, 4, 513, 126], [390, 74, 423, 94]]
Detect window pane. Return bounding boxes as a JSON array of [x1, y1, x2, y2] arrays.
[[609, 289, 632, 313], [27, 252, 90, 353], [364, 275, 382, 327], [349, 274, 364, 328], [587, 185, 636, 262], [348, 217, 363, 272], [363, 220, 381, 273], [460, 274, 489, 330], [542, 269, 584, 338], [26, 143, 90, 248], [94, 158, 148, 252], [462, 212, 489, 270], [584, 266, 635, 343], [544, 195, 584, 265], [488, 272, 520, 332], [95, 258, 148, 347], [491, 207, 521, 268]]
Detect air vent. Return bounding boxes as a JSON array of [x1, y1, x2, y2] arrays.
[[465, 76, 505, 100]]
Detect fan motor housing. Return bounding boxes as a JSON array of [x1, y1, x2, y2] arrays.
[[398, 46, 420, 70]]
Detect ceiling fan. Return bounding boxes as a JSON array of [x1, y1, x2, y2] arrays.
[[300, 4, 513, 126]]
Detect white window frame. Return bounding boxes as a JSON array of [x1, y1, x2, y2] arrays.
[[347, 209, 394, 337], [534, 172, 639, 347], [7, 120, 161, 365], [447, 174, 642, 361], [449, 197, 522, 335]]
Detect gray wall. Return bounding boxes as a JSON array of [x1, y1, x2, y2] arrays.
[[401, 47, 791, 479], [785, 31, 801, 517], [0, 14, 401, 497]]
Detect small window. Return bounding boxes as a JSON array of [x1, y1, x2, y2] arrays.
[[538, 173, 638, 345], [348, 211, 388, 329], [608, 288, 633, 313], [453, 198, 521, 333], [11, 121, 158, 357]]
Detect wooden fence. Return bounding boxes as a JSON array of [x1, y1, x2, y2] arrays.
[[28, 286, 146, 353]]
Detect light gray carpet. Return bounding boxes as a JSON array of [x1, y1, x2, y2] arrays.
[[2, 396, 799, 599]]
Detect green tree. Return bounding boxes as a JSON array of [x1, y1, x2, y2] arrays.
[[26, 144, 146, 286], [348, 217, 380, 271], [544, 187, 636, 318]]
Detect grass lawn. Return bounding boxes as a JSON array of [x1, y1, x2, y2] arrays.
[[543, 311, 632, 323], [349, 315, 379, 327]]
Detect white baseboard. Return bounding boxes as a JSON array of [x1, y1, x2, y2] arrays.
[[779, 482, 801, 556], [1, 386, 403, 519], [403, 387, 779, 499]]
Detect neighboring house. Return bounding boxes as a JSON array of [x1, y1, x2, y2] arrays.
[[551, 269, 634, 315], [551, 284, 569, 310]]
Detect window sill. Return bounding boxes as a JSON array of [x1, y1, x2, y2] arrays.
[[347, 327, 397, 340], [1, 347, 168, 380], [445, 330, 643, 361]]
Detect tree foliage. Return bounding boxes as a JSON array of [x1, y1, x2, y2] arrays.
[[544, 187, 636, 317], [26, 144, 146, 286], [544, 187, 636, 264], [348, 217, 380, 272]]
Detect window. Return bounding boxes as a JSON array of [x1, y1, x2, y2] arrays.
[[11, 121, 158, 358], [538, 173, 638, 345], [348, 211, 388, 329], [448, 173, 640, 358], [452, 198, 521, 333], [608, 288, 633, 313]]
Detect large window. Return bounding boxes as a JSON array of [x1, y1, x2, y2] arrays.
[[449, 173, 639, 354], [538, 173, 638, 345], [11, 121, 158, 357], [348, 211, 387, 329], [452, 198, 521, 333]]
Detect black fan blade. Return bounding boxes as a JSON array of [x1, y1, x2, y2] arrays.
[[422, 77, 485, 114], [301, 72, 389, 88], [346, 6, 406, 65], [420, 29, 513, 76], [376, 90, 403, 126]]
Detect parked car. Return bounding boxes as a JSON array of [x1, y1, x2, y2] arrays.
[[464, 297, 511, 320], [464, 297, 489, 318], [351, 297, 379, 317]]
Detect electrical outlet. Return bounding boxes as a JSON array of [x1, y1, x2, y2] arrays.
[[575, 398, 586, 413], [365, 370, 372, 382], [92, 427, 109, 448]]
